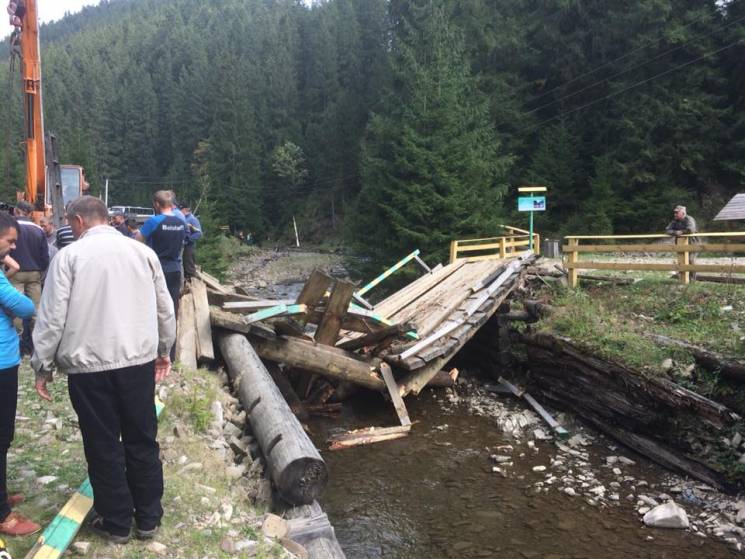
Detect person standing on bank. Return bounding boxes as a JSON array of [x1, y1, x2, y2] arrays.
[[0, 213, 40, 537], [136, 191, 186, 360], [31, 197, 176, 543], [178, 203, 202, 280], [666, 205, 699, 278]]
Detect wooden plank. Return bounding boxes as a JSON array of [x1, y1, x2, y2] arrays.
[[296, 270, 334, 324], [714, 193, 745, 221], [224, 299, 296, 311], [696, 274, 745, 285], [566, 262, 745, 273], [315, 281, 357, 346], [249, 335, 386, 391], [175, 292, 197, 370], [245, 304, 308, 324], [356, 250, 421, 297], [191, 279, 215, 362], [197, 269, 231, 294], [380, 363, 411, 427], [564, 243, 745, 253], [373, 259, 467, 320], [210, 307, 277, 339], [465, 251, 532, 263], [328, 425, 411, 450]]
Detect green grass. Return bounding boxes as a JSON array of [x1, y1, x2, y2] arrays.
[[4, 364, 280, 559], [542, 275, 744, 375]]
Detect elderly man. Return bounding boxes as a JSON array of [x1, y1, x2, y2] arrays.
[[0, 213, 39, 538], [110, 211, 129, 236], [32, 197, 176, 544], [666, 205, 698, 278]]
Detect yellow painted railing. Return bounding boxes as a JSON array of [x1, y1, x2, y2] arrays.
[[563, 232, 745, 287], [450, 226, 540, 263]]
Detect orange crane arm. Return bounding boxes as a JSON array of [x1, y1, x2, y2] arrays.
[[9, 0, 46, 208]]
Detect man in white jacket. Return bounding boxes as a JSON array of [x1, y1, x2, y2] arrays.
[[31, 196, 176, 544]]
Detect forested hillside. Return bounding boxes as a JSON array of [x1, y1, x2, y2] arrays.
[[1, 0, 743, 263]]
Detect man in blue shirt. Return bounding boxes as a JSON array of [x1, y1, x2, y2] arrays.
[[178, 203, 202, 280], [136, 191, 186, 360], [0, 212, 39, 537]]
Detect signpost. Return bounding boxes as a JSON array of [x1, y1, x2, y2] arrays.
[[517, 186, 547, 252]]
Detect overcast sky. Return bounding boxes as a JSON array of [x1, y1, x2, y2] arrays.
[[38, 0, 101, 23]]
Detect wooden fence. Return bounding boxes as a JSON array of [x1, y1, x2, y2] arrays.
[[450, 225, 539, 263], [563, 232, 745, 287]]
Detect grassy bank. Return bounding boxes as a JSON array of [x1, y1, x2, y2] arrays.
[[4, 363, 284, 558], [535, 274, 745, 417]]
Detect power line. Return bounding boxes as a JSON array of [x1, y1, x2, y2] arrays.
[[524, 12, 745, 118], [521, 38, 744, 135], [527, 8, 724, 106]]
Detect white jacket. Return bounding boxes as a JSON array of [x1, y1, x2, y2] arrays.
[[31, 225, 176, 376]]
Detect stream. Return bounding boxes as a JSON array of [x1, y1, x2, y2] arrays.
[[309, 388, 739, 559]]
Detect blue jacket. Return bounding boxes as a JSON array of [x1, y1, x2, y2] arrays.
[[184, 214, 202, 246], [0, 270, 34, 369]]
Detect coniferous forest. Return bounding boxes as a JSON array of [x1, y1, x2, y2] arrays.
[[1, 0, 744, 264]]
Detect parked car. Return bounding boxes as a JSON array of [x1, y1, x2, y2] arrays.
[[108, 205, 154, 224]]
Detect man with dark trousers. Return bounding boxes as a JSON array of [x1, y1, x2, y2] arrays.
[[0, 213, 39, 538], [9, 201, 48, 350], [31, 197, 176, 543], [136, 191, 186, 360]]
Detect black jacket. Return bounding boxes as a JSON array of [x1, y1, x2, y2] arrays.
[[10, 218, 50, 272]]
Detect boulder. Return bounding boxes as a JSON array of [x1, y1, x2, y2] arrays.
[[643, 502, 689, 529]]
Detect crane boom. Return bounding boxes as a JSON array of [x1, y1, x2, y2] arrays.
[[10, 0, 46, 208]]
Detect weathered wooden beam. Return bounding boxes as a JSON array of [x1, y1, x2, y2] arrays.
[[328, 425, 411, 451], [296, 270, 334, 324], [210, 307, 276, 339], [217, 333, 327, 505], [380, 363, 410, 427], [648, 334, 745, 383], [175, 292, 197, 370], [224, 299, 296, 311], [315, 281, 356, 346], [191, 279, 215, 362], [249, 335, 385, 392], [336, 323, 413, 351]]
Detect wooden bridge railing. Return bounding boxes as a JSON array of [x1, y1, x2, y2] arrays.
[[450, 226, 539, 263], [563, 232, 745, 287]]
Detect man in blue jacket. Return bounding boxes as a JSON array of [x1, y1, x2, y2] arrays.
[[136, 191, 186, 360], [0, 213, 39, 537]]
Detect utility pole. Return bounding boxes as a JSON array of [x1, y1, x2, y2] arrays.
[[104, 177, 109, 207]]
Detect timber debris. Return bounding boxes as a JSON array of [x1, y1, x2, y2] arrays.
[[179, 252, 534, 455]]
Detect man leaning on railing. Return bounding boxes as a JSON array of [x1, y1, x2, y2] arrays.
[[666, 205, 698, 279]]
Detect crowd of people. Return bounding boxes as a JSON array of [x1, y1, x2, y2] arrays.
[[0, 190, 202, 543]]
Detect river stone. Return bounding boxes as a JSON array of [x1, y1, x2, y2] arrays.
[[643, 502, 689, 529]]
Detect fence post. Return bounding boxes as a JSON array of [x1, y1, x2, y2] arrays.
[[449, 240, 458, 264], [677, 237, 690, 285], [534, 233, 541, 256], [567, 238, 579, 288], [499, 237, 507, 259]]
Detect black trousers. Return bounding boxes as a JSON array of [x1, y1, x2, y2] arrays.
[[182, 245, 197, 280], [0, 366, 18, 522], [164, 270, 182, 361], [68, 362, 163, 536]]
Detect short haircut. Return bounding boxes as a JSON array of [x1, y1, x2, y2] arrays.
[[67, 196, 108, 224], [0, 213, 19, 236], [16, 201, 34, 215], [39, 215, 53, 225], [674, 205, 686, 213], [153, 190, 175, 208]]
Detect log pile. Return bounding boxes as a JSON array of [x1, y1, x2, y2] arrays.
[[189, 254, 532, 451]]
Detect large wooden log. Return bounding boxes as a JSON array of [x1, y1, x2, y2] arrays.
[[285, 501, 346, 559], [217, 333, 328, 505], [250, 335, 385, 392]]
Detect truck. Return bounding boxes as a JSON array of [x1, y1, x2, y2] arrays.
[[7, 0, 89, 225]]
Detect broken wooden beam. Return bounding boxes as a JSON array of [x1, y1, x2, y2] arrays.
[[380, 363, 411, 427], [498, 377, 570, 438], [191, 279, 215, 362], [648, 334, 745, 383], [175, 291, 197, 370], [249, 335, 386, 392], [223, 299, 296, 311], [328, 425, 411, 450], [217, 333, 328, 505], [210, 307, 276, 339], [336, 323, 414, 351]]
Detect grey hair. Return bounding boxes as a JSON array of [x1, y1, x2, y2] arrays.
[[66, 196, 108, 224], [674, 205, 686, 213]]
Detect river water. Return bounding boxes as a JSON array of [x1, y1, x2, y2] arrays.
[[309, 388, 739, 559]]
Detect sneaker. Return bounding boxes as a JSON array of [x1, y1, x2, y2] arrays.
[[0, 512, 41, 537], [135, 524, 160, 540], [7, 494, 24, 507], [88, 515, 130, 544]]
